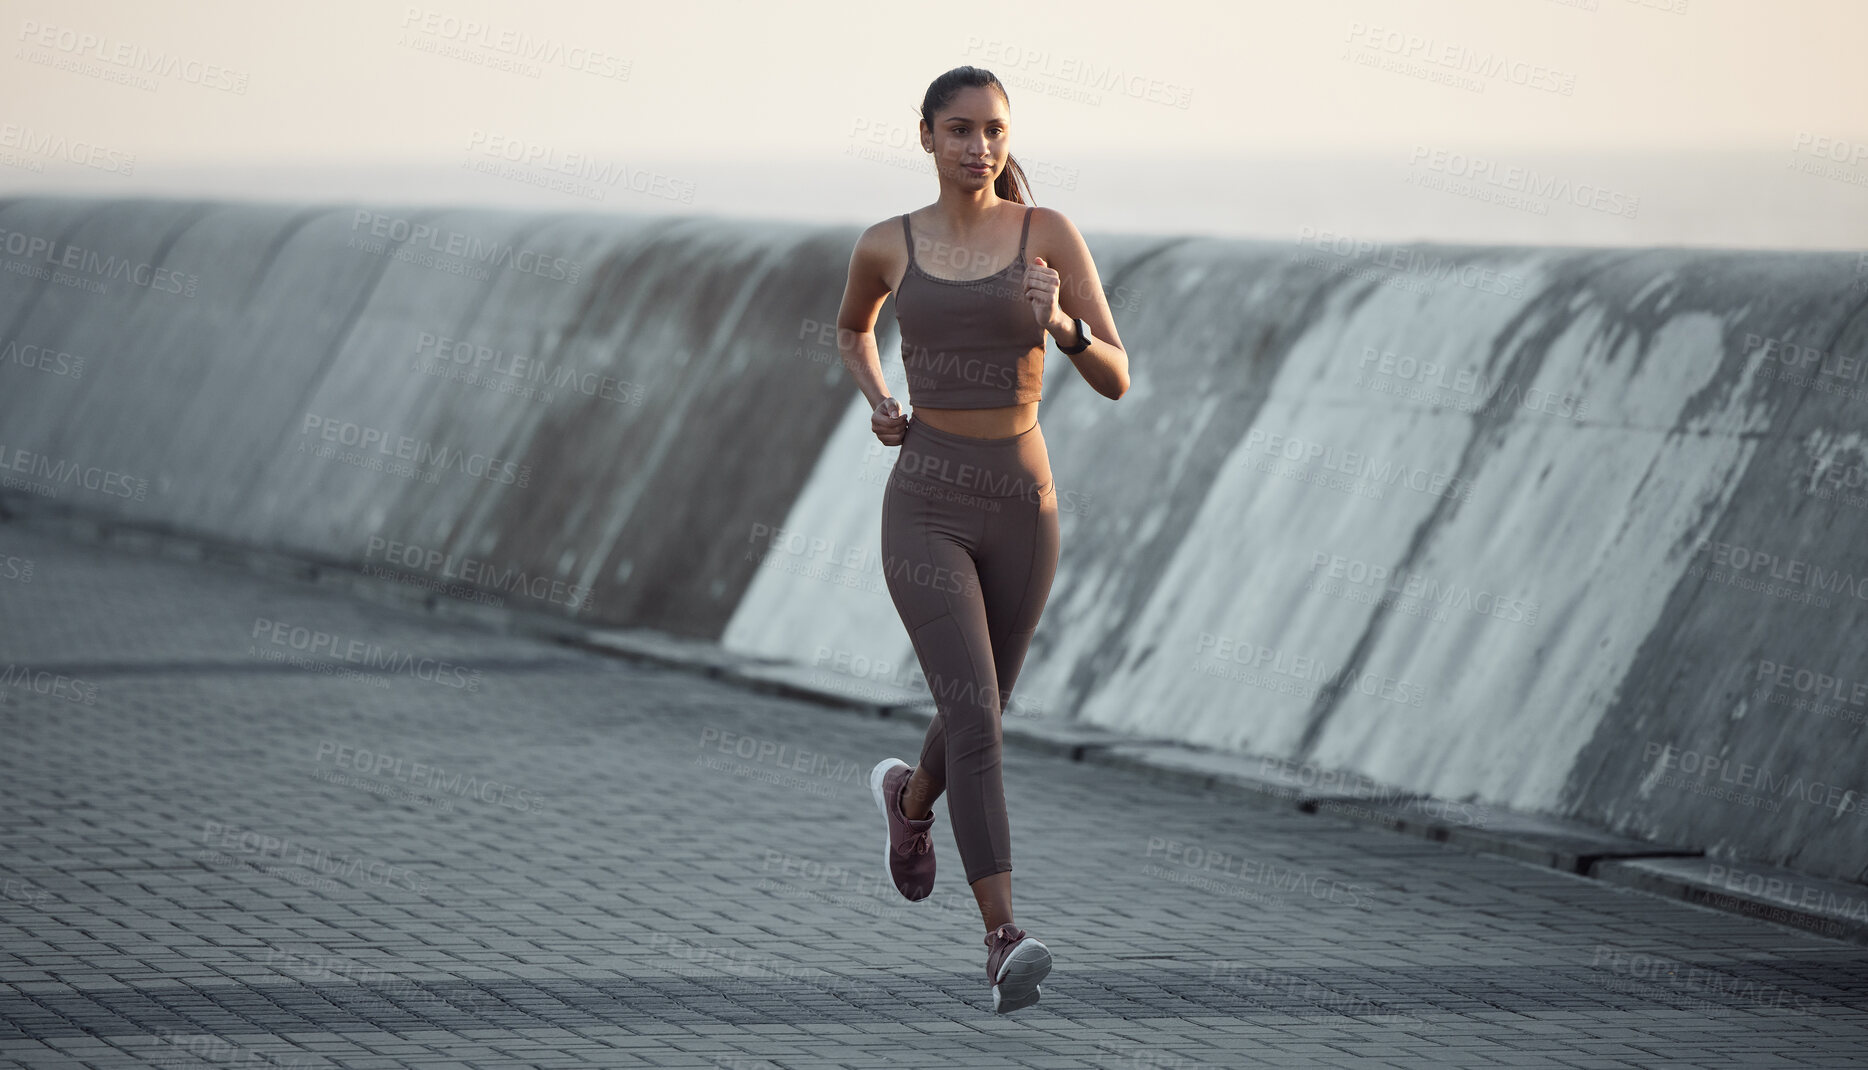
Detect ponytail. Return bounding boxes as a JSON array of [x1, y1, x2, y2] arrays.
[[995, 155, 1033, 205]]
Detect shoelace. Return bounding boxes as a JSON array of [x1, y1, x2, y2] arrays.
[[895, 828, 931, 856]]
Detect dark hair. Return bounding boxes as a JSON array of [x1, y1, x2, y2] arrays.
[[919, 66, 1033, 205]]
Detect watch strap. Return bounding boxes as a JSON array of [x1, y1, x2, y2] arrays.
[[1060, 316, 1091, 356]]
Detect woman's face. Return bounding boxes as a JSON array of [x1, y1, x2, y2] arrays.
[[921, 85, 1010, 189]]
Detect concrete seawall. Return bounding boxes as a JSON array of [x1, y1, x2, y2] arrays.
[[4, 195, 1864, 885]]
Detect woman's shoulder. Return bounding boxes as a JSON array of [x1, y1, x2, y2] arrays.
[[849, 213, 919, 291], [851, 214, 907, 263], [859, 210, 918, 247], [1025, 204, 1078, 236]]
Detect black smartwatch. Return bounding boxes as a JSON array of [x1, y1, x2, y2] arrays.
[[1059, 316, 1092, 356]]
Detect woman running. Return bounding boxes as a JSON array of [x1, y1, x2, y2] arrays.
[[834, 65, 1130, 1013]]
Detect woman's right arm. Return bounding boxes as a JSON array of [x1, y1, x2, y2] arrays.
[[836, 222, 909, 445]]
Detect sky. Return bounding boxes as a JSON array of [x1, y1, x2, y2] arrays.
[[3, 0, 1866, 248]]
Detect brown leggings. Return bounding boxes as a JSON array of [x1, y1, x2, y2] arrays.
[[880, 414, 1060, 884]]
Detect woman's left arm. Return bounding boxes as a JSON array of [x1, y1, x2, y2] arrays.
[[1026, 207, 1130, 401]]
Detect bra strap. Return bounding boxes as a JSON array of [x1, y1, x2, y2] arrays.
[[1017, 206, 1032, 261]]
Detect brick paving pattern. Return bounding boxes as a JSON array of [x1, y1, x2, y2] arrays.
[[1, 526, 1865, 1068]]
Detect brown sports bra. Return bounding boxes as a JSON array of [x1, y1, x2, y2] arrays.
[[894, 207, 1046, 408]]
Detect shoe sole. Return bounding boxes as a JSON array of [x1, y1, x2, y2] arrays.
[[869, 758, 927, 903], [991, 937, 1051, 1013]]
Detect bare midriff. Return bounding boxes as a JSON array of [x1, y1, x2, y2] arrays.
[[912, 402, 1039, 439]]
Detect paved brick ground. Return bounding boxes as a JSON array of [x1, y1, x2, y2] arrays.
[[1, 524, 1865, 1069]]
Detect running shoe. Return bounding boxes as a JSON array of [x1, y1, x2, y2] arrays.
[[984, 921, 1051, 1013], [869, 758, 935, 901]]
